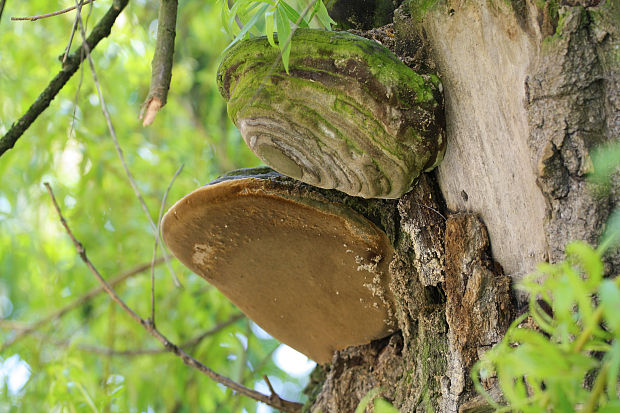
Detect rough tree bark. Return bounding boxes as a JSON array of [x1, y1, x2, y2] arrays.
[[304, 0, 619, 412]]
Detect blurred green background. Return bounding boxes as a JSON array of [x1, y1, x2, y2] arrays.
[[0, 1, 315, 411]]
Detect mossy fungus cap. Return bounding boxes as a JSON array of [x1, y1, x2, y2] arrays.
[[217, 28, 445, 199], [161, 169, 397, 363]]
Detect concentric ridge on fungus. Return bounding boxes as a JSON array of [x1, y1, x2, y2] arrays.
[[217, 28, 445, 199]]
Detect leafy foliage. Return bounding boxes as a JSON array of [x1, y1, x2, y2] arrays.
[[218, 0, 335, 71], [473, 240, 620, 412], [0, 1, 314, 412]]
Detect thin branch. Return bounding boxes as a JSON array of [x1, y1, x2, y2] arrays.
[[11, 0, 95, 21], [45, 183, 143, 324], [0, 0, 129, 158], [263, 375, 278, 398], [0, 258, 164, 351], [151, 164, 184, 323], [140, 0, 178, 126], [44, 183, 302, 413], [72, 2, 181, 288], [63, 10, 82, 64], [62, 314, 245, 356], [0, 0, 7, 24]]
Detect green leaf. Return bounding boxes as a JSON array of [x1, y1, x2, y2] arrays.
[[225, 3, 270, 52], [600, 279, 620, 333], [315, 1, 336, 29], [605, 341, 620, 401], [278, 0, 310, 28], [565, 241, 603, 287], [275, 6, 292, 73], [588, 141, 620, 189], [599, 208, 620, 254], [265, 8, 276, 47], [227, 0, 249, 34]]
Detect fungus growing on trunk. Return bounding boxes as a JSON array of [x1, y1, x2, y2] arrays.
[[161, 168, 396, 363], [217, 29, 445, 199]]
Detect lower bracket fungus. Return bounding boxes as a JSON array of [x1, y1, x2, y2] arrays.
[[217, 29, 445, 199], [161, 168, 396, 363]]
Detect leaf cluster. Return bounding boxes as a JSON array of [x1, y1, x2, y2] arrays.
[[473, 240, 620, 412], [218, 0, 335, 71]]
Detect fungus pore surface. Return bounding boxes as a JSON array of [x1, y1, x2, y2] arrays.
[[217, 28, 445, 199], [161, 171, 396, 363]]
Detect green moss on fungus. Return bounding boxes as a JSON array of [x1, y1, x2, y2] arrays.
[[217, 28, 445, 199]]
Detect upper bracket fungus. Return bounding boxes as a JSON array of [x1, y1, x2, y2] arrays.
[[162, 168, 396, 363], [217, 28, 445, 199]]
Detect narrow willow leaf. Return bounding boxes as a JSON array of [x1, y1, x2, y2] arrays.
[[275, 7, 292, 73], [600, 279, 620, 333], [599, 208, 620, 253], [606, 341, 620, 400], [220, 0, 233, 37], [227, 0, 250, 34], [566, 241, 604, 287], [529, 298, 555, 336], [316, 0, 336, 29], [265, 9, 276, 47], [225, 3, 270, 52], [279, 0, 310, 27]]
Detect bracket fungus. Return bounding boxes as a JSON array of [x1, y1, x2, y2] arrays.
[[161, 168, 396, 363], [217, 29, 445, 199]]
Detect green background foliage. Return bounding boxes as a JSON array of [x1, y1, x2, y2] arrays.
[[0, 1, 315, 412]]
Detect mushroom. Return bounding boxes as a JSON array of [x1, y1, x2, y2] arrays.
[[161, 168, 396, 363], [217, 28, 445, 199]]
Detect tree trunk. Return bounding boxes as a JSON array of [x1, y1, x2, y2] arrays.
[[305, 0, 619, 411]]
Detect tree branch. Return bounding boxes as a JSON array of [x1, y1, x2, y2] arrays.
[[0, 0, 7, 25], [44, 183, 303, 413], [140, 0, 178, 126], [62, 314, 245, 356], [0, 0, 129, 158], [11, 0, 96, 21]]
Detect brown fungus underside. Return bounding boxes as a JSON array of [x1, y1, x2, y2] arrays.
[[162, 170, 397, 364]]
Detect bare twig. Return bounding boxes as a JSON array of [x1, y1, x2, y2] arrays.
[[140, 0, 178, 126], [413, 201, 447, 221], [0, 0, 129, 158], [263, 375, 278, 398], [0, 258, 164, 351], [151, 164, 184, 323], [0, 0, 7, 24], [11, 0, 95, 21], [44, 183, 302, 413], [44, 183, 143, 324], [72, 2, 181, 288], [63, 9, 82, 64], [60, 313, 245, 356]]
